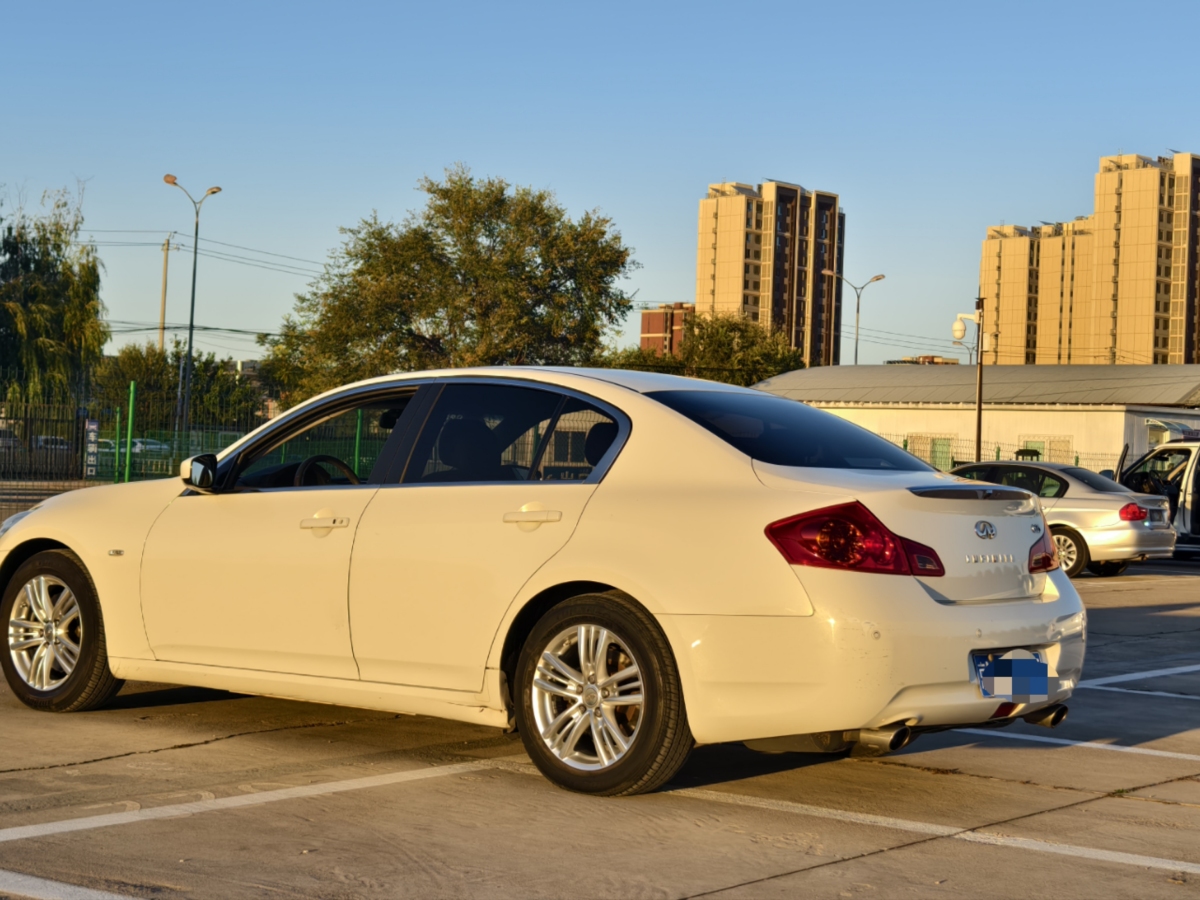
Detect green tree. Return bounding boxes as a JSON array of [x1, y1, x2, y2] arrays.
[[92, 342, 265, 432], [0, 188, 108, 399], [603, 312, 805, 387], [260, 165, 638, 401]]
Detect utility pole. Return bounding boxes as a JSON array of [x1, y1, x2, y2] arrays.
[[974, 295, 984, 463], [158, 236, 171, 352]]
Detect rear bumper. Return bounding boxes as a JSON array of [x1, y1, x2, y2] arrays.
[[660, 567, 1085, 745], [1084, 522, 1176, 561]]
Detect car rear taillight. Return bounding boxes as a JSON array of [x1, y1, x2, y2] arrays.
[[1118, 502, 1148, 521], [1028, 526, 1059, 574], [765, 502, 944, 577]]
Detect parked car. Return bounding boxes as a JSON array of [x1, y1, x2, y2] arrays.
[[0, 369, 1085, 796], [33, 436, 71, 451], [1113, 441, 1200, 559], [950, 461, 1175, 577], [0, 427, 20, 452], [131, 438, 171, 455]]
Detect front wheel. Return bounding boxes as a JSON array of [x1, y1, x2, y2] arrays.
[[1086, 560, 1129, 577], [1052, 528, 1089, 578], [514, 594, 693, 796], [2, 550, 124, 712]]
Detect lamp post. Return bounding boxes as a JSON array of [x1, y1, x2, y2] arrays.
[[163, 174, 221, 443], [952, 297, 986, 462], [822, 270, 885, 365]]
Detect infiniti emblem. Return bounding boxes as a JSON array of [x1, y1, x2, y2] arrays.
[[975, 520, 997, 540]]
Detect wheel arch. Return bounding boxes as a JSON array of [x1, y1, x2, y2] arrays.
[[0, 538, 70, 596]]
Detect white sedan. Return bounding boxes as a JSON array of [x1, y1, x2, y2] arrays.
[[0, 369, 1086, 795]]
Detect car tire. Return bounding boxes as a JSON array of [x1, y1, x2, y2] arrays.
[[1051, 527, 1089, 578], [514, 593, 693, 796], [1086, 560, 1129, 577], [1, 550, 124, 712]]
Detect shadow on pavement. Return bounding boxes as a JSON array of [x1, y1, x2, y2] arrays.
[[668, 742, 844, 789], [105, 684, 247, 711]]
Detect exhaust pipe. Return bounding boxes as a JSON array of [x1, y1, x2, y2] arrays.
[[1022, 704, 1068, 729], [852, 724, 913, 754]]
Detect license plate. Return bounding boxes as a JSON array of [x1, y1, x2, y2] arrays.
[[1149, 509, 1165, 523], [971, 649, 1049, 701]]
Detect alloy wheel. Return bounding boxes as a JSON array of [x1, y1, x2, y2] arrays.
[[1052, 533, 1078, 570], [530, 624, 644, 771], [7, 575, 82, 691]]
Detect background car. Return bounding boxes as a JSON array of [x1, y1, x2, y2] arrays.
[[951, 461, 1175, 577], [1, 369, 1086, 796]]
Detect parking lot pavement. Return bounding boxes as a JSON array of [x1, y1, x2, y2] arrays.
[[1, 562, 1198, 899]]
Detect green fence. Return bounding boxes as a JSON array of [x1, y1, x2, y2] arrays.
[[1, 382, 281, 520]]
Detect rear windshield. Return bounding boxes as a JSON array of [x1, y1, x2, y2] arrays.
[[647, 390, 931, 471], [1062, 466, 1128, 493]]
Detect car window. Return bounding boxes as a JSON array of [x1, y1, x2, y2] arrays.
[[1062, 466, 1128, 493], [647, 390, 930, 470], [953, 466, 996, 482], [401, 384, 617, 484], [993, 466, 1068, 498], [236, 393, 416, 489]]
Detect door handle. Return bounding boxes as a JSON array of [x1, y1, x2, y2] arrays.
[[300, 517, 350, 529], [503, 510, 562, 524]]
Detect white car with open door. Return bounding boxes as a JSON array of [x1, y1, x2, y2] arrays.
[[0, 369, 1086, 795]]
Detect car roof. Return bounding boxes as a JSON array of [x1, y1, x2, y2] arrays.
[[953, 460, 1077, 471], [336, 366, 757, 396]]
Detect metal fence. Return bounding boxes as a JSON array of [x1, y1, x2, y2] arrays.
[[0, 388, 281, 521], [877, 433, 1121, 474]]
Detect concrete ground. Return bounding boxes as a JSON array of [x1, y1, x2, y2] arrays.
[[1, 560, 1198, 899]]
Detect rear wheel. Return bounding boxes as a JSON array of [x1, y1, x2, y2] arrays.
[[2, 550, 124, 712], [1051, 528, 1089, 578], [514, 594, 692, 796], [1086, 560, 1129, 577]]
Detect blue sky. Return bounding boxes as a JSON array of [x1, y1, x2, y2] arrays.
[[5, 1, 1198, 363]]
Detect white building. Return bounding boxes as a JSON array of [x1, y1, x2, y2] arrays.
[[756, 365, 1200, 472]]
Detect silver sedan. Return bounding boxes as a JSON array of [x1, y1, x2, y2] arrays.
[[950, 462, 1175, 577]]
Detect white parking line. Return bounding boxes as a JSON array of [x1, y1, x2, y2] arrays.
[[677, 788, 1200, 875], [0, 868, 128, 900], [953, 728, 1200, 762], [1079, 684, 1200, 702], [1080, 663, 1200, 687], [0, 762, 484, 845]]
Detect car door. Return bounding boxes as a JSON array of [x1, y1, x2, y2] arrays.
[[140, 388, 420, 678], [348, 380, 626, 691]]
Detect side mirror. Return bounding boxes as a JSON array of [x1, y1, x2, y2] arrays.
[[181, 454, 218, 492]]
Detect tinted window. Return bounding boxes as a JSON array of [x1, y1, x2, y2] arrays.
[[1062, 467, 1128, 493], [402, 384, 618, 484], [993, 466, 1067, 499], [237, 394, 415, 488], [647, 390, 929, 470], [953, 466, 997, 482]]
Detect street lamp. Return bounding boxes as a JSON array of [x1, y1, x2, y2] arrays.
[[952, 297, 986, 462], [163, 174, 221, 444], [822, 270, 885, 365]]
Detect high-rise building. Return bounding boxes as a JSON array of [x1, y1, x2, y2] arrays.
[[696, 181, 845, 367], [639, 303, 693, 357], [980, 153, 1200, 365]]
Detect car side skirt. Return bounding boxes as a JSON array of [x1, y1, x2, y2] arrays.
[[108, 658, 510, 729]]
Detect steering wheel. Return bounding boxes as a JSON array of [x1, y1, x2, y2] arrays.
[[293, 454, 360, 487]]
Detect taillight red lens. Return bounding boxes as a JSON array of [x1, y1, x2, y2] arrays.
[[765, 502, 944, 577], [1119, 502, 1147, 521], [1028, 527, 1059, 574]]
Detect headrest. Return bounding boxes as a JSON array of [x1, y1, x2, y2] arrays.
[[439, 419, 499, 471], [584, 421, 619, 467]]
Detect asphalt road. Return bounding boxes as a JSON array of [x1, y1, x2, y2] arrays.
[[1, 561, 1198, 899]]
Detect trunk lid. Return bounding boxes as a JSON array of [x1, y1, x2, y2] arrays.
[[754, 464, 1046, 602]]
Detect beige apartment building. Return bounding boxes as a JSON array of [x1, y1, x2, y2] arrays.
[[696, 181, 845, 367], [980, 153, 1200, 365]]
